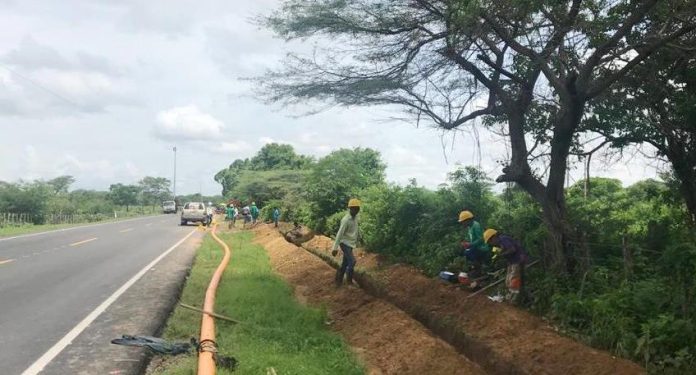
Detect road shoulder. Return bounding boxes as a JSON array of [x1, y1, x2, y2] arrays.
[[39, 231, 203, 375]]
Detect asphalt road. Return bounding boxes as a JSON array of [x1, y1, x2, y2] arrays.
[[0, 215, 196, 375]]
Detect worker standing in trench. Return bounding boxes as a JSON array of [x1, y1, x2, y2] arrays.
[[331, 199, 361, 287], [484, 228, 528, 303]]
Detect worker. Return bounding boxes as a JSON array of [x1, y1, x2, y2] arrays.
[[242, 205, 251, 228], [250, 202, 260, 225], [484, 229, 528, 303], [458, 210, 489, 278], [205, 202, 214, 227], [331, 198, 361, 287], [225, 204, 236, 229], [272, 207, 281, 227]]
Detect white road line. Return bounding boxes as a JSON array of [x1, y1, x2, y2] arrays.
[[146, 223, 153, 227], [0, 259, 15, 265], [119, 228, 133, 233], [0, 215, 166, 242], [21, 229, 197, 375], [69, 238, 98, 247]]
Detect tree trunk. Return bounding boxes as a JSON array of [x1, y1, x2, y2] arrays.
[[540, 97, 586, 274], [669, 150, 696, 227], [497, 109, 578, 274], [495, 77, 588, 275]]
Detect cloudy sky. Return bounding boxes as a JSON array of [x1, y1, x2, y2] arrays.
[[0, 0, 660, 195]]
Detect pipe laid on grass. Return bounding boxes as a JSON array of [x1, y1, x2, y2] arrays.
[[197, 222, 231, 375]]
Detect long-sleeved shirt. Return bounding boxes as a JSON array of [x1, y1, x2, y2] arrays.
[[272, 209, 280, 219], [467, 220, 488, 253], [497, 234, 528, 265], [250, 205, 259, 218], [333, 213, 359, 250]]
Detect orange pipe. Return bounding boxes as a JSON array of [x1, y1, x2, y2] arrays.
[[197, 222, 231, 375]]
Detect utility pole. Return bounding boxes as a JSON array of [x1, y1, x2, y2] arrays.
[[173, 146, 177, 204]]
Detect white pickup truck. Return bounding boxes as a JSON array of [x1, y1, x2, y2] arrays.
[[180, 202, 209, 226], [162, 200, 177, 214]]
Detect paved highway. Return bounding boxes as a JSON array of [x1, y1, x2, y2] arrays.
[[0, 215, 196, 374]]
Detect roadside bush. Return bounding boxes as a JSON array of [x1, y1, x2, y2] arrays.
[[303, 148, 386, 230], [258, 199, 282, 221], [241, 151, 696, 371], [358, 167, 499, 275]]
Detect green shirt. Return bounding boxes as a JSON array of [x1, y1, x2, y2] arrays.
[[333, 213, 359, 250], [225, 207, 235, 219], [467, 220, 488, 252]]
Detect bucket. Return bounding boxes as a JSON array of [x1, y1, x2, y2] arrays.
[[458, 272, 470, 285], [439, 271, 456, 282]]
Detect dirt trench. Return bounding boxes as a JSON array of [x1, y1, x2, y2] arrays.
[[297, 232, 645, 375], [252, 226, 485, 375]]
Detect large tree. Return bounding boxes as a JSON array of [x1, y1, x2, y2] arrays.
[[108, 183, 141, 211], [304, 147, 386, 230], [249, 143, 314, 171], [46, 175, 75, 195], [586, 44, 696, 227], [137, 177, 171, 207], [260, 0, 696, 273], [214, 143, 313, 196]]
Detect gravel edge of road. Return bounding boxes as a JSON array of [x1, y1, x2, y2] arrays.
[[39, 231, 203, 375]]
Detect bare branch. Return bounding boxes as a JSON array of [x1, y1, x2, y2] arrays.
[[579, 0, 659, 84], [588, 23, 696, 98]]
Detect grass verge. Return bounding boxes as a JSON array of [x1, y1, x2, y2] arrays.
[[0, 214, 161, 238], [150, 230, 364, 375]]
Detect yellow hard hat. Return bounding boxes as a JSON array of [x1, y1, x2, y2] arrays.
[[347, 198, 361, 208], [483, 228, 498, 244], [458, 210, 473, 222]]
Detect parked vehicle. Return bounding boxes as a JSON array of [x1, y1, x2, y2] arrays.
[[180, 202, 208, 226], [162, 200, 177, 214]]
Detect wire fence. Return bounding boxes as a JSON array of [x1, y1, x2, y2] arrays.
[[0, 206, 159, 227]]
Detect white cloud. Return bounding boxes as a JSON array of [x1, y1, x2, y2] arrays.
[[259, 136, 281, 145], [0, 36, 133, 116], [212, 141, 254, 154], [154, 105, 224, 141], [0, 0, 661, 196]]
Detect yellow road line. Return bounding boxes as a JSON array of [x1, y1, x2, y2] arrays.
[[0, 259, 15, 265], [119, 228, 134, 233], [70, 237, 98, 247]]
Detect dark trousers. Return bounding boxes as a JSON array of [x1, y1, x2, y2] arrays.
[[336, 243, 356, 284]]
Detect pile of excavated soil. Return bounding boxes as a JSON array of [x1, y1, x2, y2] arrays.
[[298, 231, 644, 375], [252, 226, 485, 375]]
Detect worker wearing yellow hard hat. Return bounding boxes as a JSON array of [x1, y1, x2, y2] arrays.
[[457, 210, 490, 279], [484, 228, 528, 304], [332, 198, 362, 287]]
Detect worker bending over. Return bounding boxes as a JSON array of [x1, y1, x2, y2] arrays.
[[484, 229, 528, 303]]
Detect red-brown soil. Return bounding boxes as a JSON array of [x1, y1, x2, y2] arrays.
[[298, 229, 645, 375], [253, 225, 485, 375]]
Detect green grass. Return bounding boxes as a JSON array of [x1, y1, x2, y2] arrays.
[[0, 213, 160, 238], [153, 231, 364, 375]]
